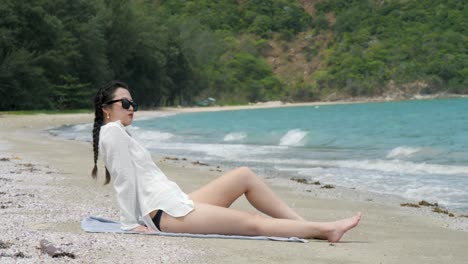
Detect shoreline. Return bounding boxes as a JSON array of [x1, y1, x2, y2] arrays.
[[157, 95, 468, 221], [159, 93, 468, 113], [3, 101, 468, 222], [3, 92, 466, 117], [159, 156, 468, 231], [41, 97, 468, 220], [1, 111, 468, 263]]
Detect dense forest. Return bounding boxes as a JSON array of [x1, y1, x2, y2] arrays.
[[0, 0, 466, 110]]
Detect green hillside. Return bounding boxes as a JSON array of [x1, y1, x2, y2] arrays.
[[1, 0, 466, 110]]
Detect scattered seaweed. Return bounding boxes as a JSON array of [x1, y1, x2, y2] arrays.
[[192, 161, 209, 166], [432, 207, 448, 214], [290, 178, 324, 186], [288, 177, 341, 189], [0, 157, 10, 161], [418, 200, 438, 207], [430, 207, 455, 217], [290, 177, 308, 184], [39, 239, 76, 259], [15, 163, 39, 172], [163, 156, 179, 161], [0, 240, 13, 249], [14, 193, 35, 197], [0, 177, 12, 182], [400, 201, 452, 216], [14, 252, 26, 258], [0, 252, 28, 259], [400, 203, 420, 208], [1, 201, 13, 209]]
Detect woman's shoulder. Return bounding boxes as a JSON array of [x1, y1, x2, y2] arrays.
[[100, 121, 129, 139], [102, 120, 124, 129]]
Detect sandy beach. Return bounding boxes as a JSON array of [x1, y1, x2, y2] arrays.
[[1, 108, 467, 263]]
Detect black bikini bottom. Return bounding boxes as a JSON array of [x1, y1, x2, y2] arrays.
[[151, 209, 163, 231]]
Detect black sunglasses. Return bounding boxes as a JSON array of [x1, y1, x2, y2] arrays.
[[103, 98, 138, 112]]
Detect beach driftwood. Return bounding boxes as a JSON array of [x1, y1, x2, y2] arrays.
[[39, 239, 75, 259]]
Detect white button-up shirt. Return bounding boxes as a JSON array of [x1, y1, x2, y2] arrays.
[[99, 120, 194, 231]]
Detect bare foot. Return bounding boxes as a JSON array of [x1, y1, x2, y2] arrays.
[[326, 212, 362, 242]]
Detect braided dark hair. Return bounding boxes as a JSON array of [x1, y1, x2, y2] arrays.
[[91, 80, 129, 184]]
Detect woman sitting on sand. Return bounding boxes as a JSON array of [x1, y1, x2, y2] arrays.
[[91, 80, 361, 242]]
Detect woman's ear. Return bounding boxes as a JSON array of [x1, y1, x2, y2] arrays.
[[101, 106, 110, 119]]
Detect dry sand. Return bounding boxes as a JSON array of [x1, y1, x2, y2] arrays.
[[0, 108, 467, 263]]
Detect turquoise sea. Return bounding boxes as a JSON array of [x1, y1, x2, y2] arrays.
[[51, 98, 468, 213]]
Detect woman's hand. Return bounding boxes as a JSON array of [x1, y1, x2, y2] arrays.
[[131, 225, 156, 233]]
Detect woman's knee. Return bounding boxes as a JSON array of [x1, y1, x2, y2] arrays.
[[235, 166, 256, 180], [237, 166, 254, 174], [243, 213, 264, 235]]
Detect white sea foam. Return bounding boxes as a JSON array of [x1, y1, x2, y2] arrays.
[[336, 159, 468, 176], [135, 130, 174, 142], [72, 123, 93, 132], [386, 146, 422, 159], [223, 132, 247, 142], [403, 185, 467, 206], [49, 118, 468, 212], [274, 165, 468, 210], [134, 112, 177, 121], [148, 142, 286, 159], [48, 127, 90, 141], [279, 129, 308, 146], [240, 157, 468, 176]]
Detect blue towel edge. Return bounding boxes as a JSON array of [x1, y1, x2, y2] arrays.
[[81, 216, 308, 243]]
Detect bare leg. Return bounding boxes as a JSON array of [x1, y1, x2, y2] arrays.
[[160, 202, 362, 242], [189, 167, 304, 220]]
